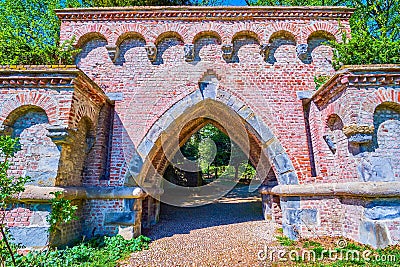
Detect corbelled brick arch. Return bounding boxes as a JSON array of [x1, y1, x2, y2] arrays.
[[187, 22, 228, 44], [114, 24, 153, 45], [265, 22, 301, 44], [301, 22, 343, 43], [69, 25, 112, 47], [152, 24, 191, 44], [229, 22, 264, 43]]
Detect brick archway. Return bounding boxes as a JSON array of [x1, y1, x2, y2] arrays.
[[137, 90, 298, 188], [135, 90, 297, 227]]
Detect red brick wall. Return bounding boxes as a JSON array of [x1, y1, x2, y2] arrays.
[[58, 9, 351, 186]]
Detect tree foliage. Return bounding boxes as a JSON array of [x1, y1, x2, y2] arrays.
[[0, 0, 81, 65], [249, 0, 400, 67], [0, 136, 31, 266], [180, 124, 255, 182], [83, 0, 191, 6]]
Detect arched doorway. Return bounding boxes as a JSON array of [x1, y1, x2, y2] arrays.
[[134, 93, 296, 230]]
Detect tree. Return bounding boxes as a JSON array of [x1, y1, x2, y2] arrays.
[[0, 0, 80, 65], [0, 136, 30, 266], [84, 0, 192, 6], [247, 0, 400, 68]]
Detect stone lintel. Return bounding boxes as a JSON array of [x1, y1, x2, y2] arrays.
[[15, 185, 147, 201], [259, 182, 400, 198]]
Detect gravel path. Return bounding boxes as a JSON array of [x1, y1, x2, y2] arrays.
[[123, 185, 279, 267]]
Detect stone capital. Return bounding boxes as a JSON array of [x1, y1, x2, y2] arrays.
[[221, 44, 233, 61], [145, 43, 157, 62], [296, 44, 308, 60], [343, 124, 374, 144], [105, 45, 120, 62], [46, 125, 75, 146], [260, 44, 271, 59]]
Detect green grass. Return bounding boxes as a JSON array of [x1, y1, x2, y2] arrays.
[[1, 234, 151, 267]]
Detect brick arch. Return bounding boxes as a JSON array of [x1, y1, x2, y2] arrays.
[[187, 22, 227, 43], [323, 101, 348, 126], [265, 22, 300, 43], [229, 22, 264, 43], [301, 22, 341, 44], [359, 89, 400, 125], [154, 31, 184, 46], [114, 24, 153, 45], [115, 31, 146, 47], [152, 24, 190, 44], [137, 89, 298, 188], [232, 30, 261, 44], [0, 92, 58, 125], [192, 30, 222, 44], [326, 113, 344, 132], [69, 102, 98, 129], [72, 25, 112, 47]]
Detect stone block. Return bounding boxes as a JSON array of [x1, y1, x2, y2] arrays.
[[9, 226, 49, 248], [106, 92, 124, 101], [359, 220, 392, 249], [278, 171, 298, 185], [280, 197, 300, 209], [365, 200, 400, 220], [104, 211, 136, 226], [299, 209, 318, 225], [29, 211, 50, 226], [358, 157, 395, 182], [264, 139, 285, 159], [273, 153, 295, 174], [282, 223, 299, 240], [137, 138, 154, 159], [283, 208, 300, 225]]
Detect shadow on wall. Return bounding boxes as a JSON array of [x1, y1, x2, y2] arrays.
[[358, 102, 400, 182], [5, 105, 59, 186]]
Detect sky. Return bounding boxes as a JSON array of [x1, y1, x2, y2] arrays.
[[225, 0, 248, 5]]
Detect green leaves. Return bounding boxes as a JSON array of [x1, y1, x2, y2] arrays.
[[0, 136, 31, 208], [329, 20, 400, 70], [0, 0, 80, 65], [1, 234, 151, 266], [47, 191, 79, 235]]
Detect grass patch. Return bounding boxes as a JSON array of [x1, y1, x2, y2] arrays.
[[276, 235, 296, 247], [2, 234, 150, 267], [266, 235, 400, 267]]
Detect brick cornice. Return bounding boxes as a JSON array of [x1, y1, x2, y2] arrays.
[[0, 65, 111, 105], [312, 64, 400, 108], [55, 6, 354, 21]]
